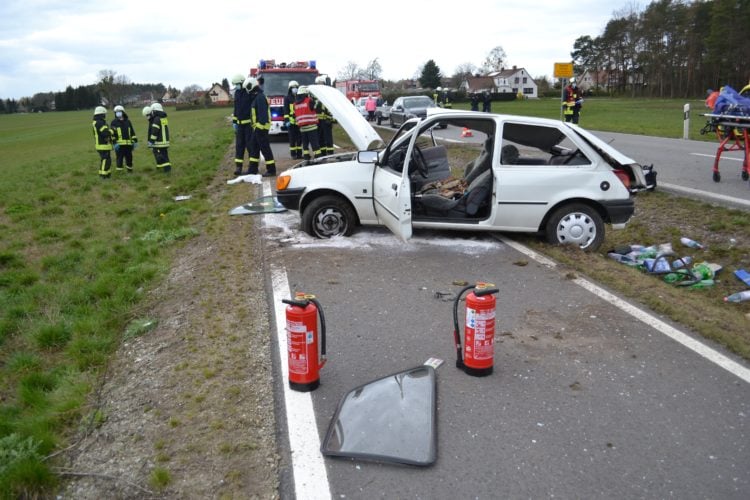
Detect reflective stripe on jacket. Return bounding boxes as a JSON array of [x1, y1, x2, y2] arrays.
[[111, 116, 137, 145], [251, 89, 271, 130], [149, 112, 170, 147], [233, 89, 254, 125], [283, 94, 297, 125]]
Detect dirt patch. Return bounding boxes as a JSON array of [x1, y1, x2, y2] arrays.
[[59, 153, 296, 499]]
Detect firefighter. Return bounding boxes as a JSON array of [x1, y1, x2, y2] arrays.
[[92, 105, 113, 179], [245, 77, 276, 176], [110, 105, 138, 173], [440, 89, 452, 109], [283, 80, 303, 159], [562, 78, 583, 124], [482, 90, 492, 113], [294, 86, 321, 161], [148, 102, 171, 172], [433, 86, 441, 106], [470, 92, 479, 112], [315, 75, 335, 156], [231, 73, 254, 175]]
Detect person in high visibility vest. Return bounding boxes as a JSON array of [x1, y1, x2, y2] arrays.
[[92, 105, 113, 179], [284, 80, 303, 159], [562, 78, 583, 124], [110, 105, 138, 173], [245, 77, 276, 176], [293, 86, 322, 161], [148, 102, 171, 173], [231, 73, 254, 175]]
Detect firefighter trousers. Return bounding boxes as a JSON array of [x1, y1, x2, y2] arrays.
[[301, 127, 321, 161], [318, 120, 334, 156], [152, 147, 172, 173], [234, 124, 254, 174], [115, 145, 134, 171], [288, 124, 302, 159], [98, 150, 112, 178], [249, 129, 276, 175]]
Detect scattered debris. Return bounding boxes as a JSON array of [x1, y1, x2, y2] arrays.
[[173, 195, 191, 202], [513, 260, 529, 267], [229, 196, 287, 216], [227, 174, 262, 185]]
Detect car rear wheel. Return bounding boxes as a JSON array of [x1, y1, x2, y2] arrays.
[[390, 116, 396, 128], [302, 195, 357, 238], [545, 203, 604, 251]]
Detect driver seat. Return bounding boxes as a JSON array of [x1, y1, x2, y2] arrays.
[[418, 169, 493, 217]]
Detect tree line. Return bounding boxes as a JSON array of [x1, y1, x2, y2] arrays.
[[572, 0, 750, 98]]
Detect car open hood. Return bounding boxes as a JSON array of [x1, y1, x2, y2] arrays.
[[308, 84, 383, 151]]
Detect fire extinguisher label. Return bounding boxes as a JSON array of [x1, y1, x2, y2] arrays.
[[467, 307, 495, 361], [287, 320, 308, 374]]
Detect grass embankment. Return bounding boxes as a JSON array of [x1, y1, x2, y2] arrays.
[[451, 97, 714, 141], [0, 107, 232, 496]]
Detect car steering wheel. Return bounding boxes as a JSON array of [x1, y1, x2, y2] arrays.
[[411, 146, 429, 178]]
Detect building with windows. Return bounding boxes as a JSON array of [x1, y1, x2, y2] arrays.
[[487, 66, 538, 98]]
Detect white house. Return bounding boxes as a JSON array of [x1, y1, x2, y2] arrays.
[[487, 66, 538, 98]]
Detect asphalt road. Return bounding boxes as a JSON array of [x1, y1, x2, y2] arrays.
[[261, 127, 749, 499]]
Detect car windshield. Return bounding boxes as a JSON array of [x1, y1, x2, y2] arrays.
[[404, 97, 433, 109], [259, 72, 317, 95]]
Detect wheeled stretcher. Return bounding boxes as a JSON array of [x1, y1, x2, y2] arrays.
[[701, 113, 750, 183]]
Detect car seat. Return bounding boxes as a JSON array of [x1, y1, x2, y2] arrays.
[[418, 169, 493, 217], [463, 138, 493, 183], [500, 144, 519, 164]]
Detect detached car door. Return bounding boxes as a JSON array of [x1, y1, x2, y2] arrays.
[[372, 126, 416, 241]]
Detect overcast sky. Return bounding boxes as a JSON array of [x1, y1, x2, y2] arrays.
[[0, 0, 631, 100]]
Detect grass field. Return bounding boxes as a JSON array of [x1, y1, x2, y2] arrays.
[[450, 97, 713, 141], [0, 106, 233, 496], [0, 99, 746, 496]]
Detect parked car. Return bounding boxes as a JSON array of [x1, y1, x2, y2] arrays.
[[388, 95, 441, 128], [276, 85, 652, 251]]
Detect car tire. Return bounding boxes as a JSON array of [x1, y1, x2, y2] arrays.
[[545, 203, 604, 251], [302, 195, 357, 238], [377, 115, 382, 125], [390, 117, 396, 128]]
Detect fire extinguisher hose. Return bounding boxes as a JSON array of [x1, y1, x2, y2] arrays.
[[453, 284, 476, 369], [310, 298, 326, 363]]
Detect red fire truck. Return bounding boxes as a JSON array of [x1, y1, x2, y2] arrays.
[[249, 59, 320, 135], [335, 79, 382, 103]]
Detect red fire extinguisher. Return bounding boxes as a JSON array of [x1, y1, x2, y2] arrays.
[[283, 292, 327, 392], [453, 282, 499, 377]]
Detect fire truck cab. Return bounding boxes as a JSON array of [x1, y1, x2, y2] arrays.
[[250, 59, 320, 135], [335, 79, 382, 104]]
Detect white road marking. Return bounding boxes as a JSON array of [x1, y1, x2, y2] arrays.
[[494, 234, 750, 384], [659, 182, 750, 209], [263, 183, 332, 500], [691, 152, 742, 162]]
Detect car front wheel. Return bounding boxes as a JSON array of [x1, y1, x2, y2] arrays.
[[545, 203, 604, 251], [302, 195, 357, 238]]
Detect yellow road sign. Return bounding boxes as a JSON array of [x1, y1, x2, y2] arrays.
[[554, 62, 574, 79]]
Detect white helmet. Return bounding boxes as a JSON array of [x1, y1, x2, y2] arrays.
[[94, 106, 107, 115], [151, 102, 163, 112], [570, 77, 576, 84], [231, 73, 245, 85], [142, 106, 152, 117], [243, 77, 258, 91], [436, 87, 442, 91], [114, 105, 124, 112], [288, 80, 299, 89], [297, 86, 309, 96], [315, 75, 326, 85]]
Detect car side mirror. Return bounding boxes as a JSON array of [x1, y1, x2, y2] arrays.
[[358, 151, 378, 164]]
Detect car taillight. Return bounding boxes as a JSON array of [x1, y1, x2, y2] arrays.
[[613, 169, 631, 189]]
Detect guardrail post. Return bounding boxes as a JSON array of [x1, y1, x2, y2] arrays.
[[683, 103, 690, 139]]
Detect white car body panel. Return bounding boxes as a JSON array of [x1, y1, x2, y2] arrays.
[[308, 85, 382, 151]]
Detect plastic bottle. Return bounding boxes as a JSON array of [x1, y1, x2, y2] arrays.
[[680, 237, 704, 249], [724, 290, 750, 303]]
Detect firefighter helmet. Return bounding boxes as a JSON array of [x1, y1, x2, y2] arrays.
[[315, 75, 327, 85], [436, 87, 442, 91], [151, 102, 163, 112], [142, 106, 152, 117], [243, 77, 258, 91], [231, 73, 245, 85], [94, 106, 107, 115], [114, 105, 124, 112], [297, 86, 309, 96], [288, 80, 299, 89]]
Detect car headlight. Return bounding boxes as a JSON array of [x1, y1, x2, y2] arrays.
[[276, 175, 291, 190]]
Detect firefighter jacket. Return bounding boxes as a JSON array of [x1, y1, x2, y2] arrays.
[[250, 89, 271, 131], [93, 115, 113, 151], [283, 93, 297, 125], [563, 85, 582, 112], [110, 114, 137, 145], [233, 88, 254, 125], [294, 96, 319, 132], [317, 100, 332, 123], [149, 111, 170, 148]]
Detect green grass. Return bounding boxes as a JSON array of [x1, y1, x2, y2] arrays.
[[0, 105, 233, 496], [450, 97, 714, 141]]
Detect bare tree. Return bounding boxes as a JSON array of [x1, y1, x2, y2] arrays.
[[362, 58, 383, 80], [482, 46, 507, 73], [452, 62, 478, 87], [338, 61, 360, 80], [179, 84, 204, 103]]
